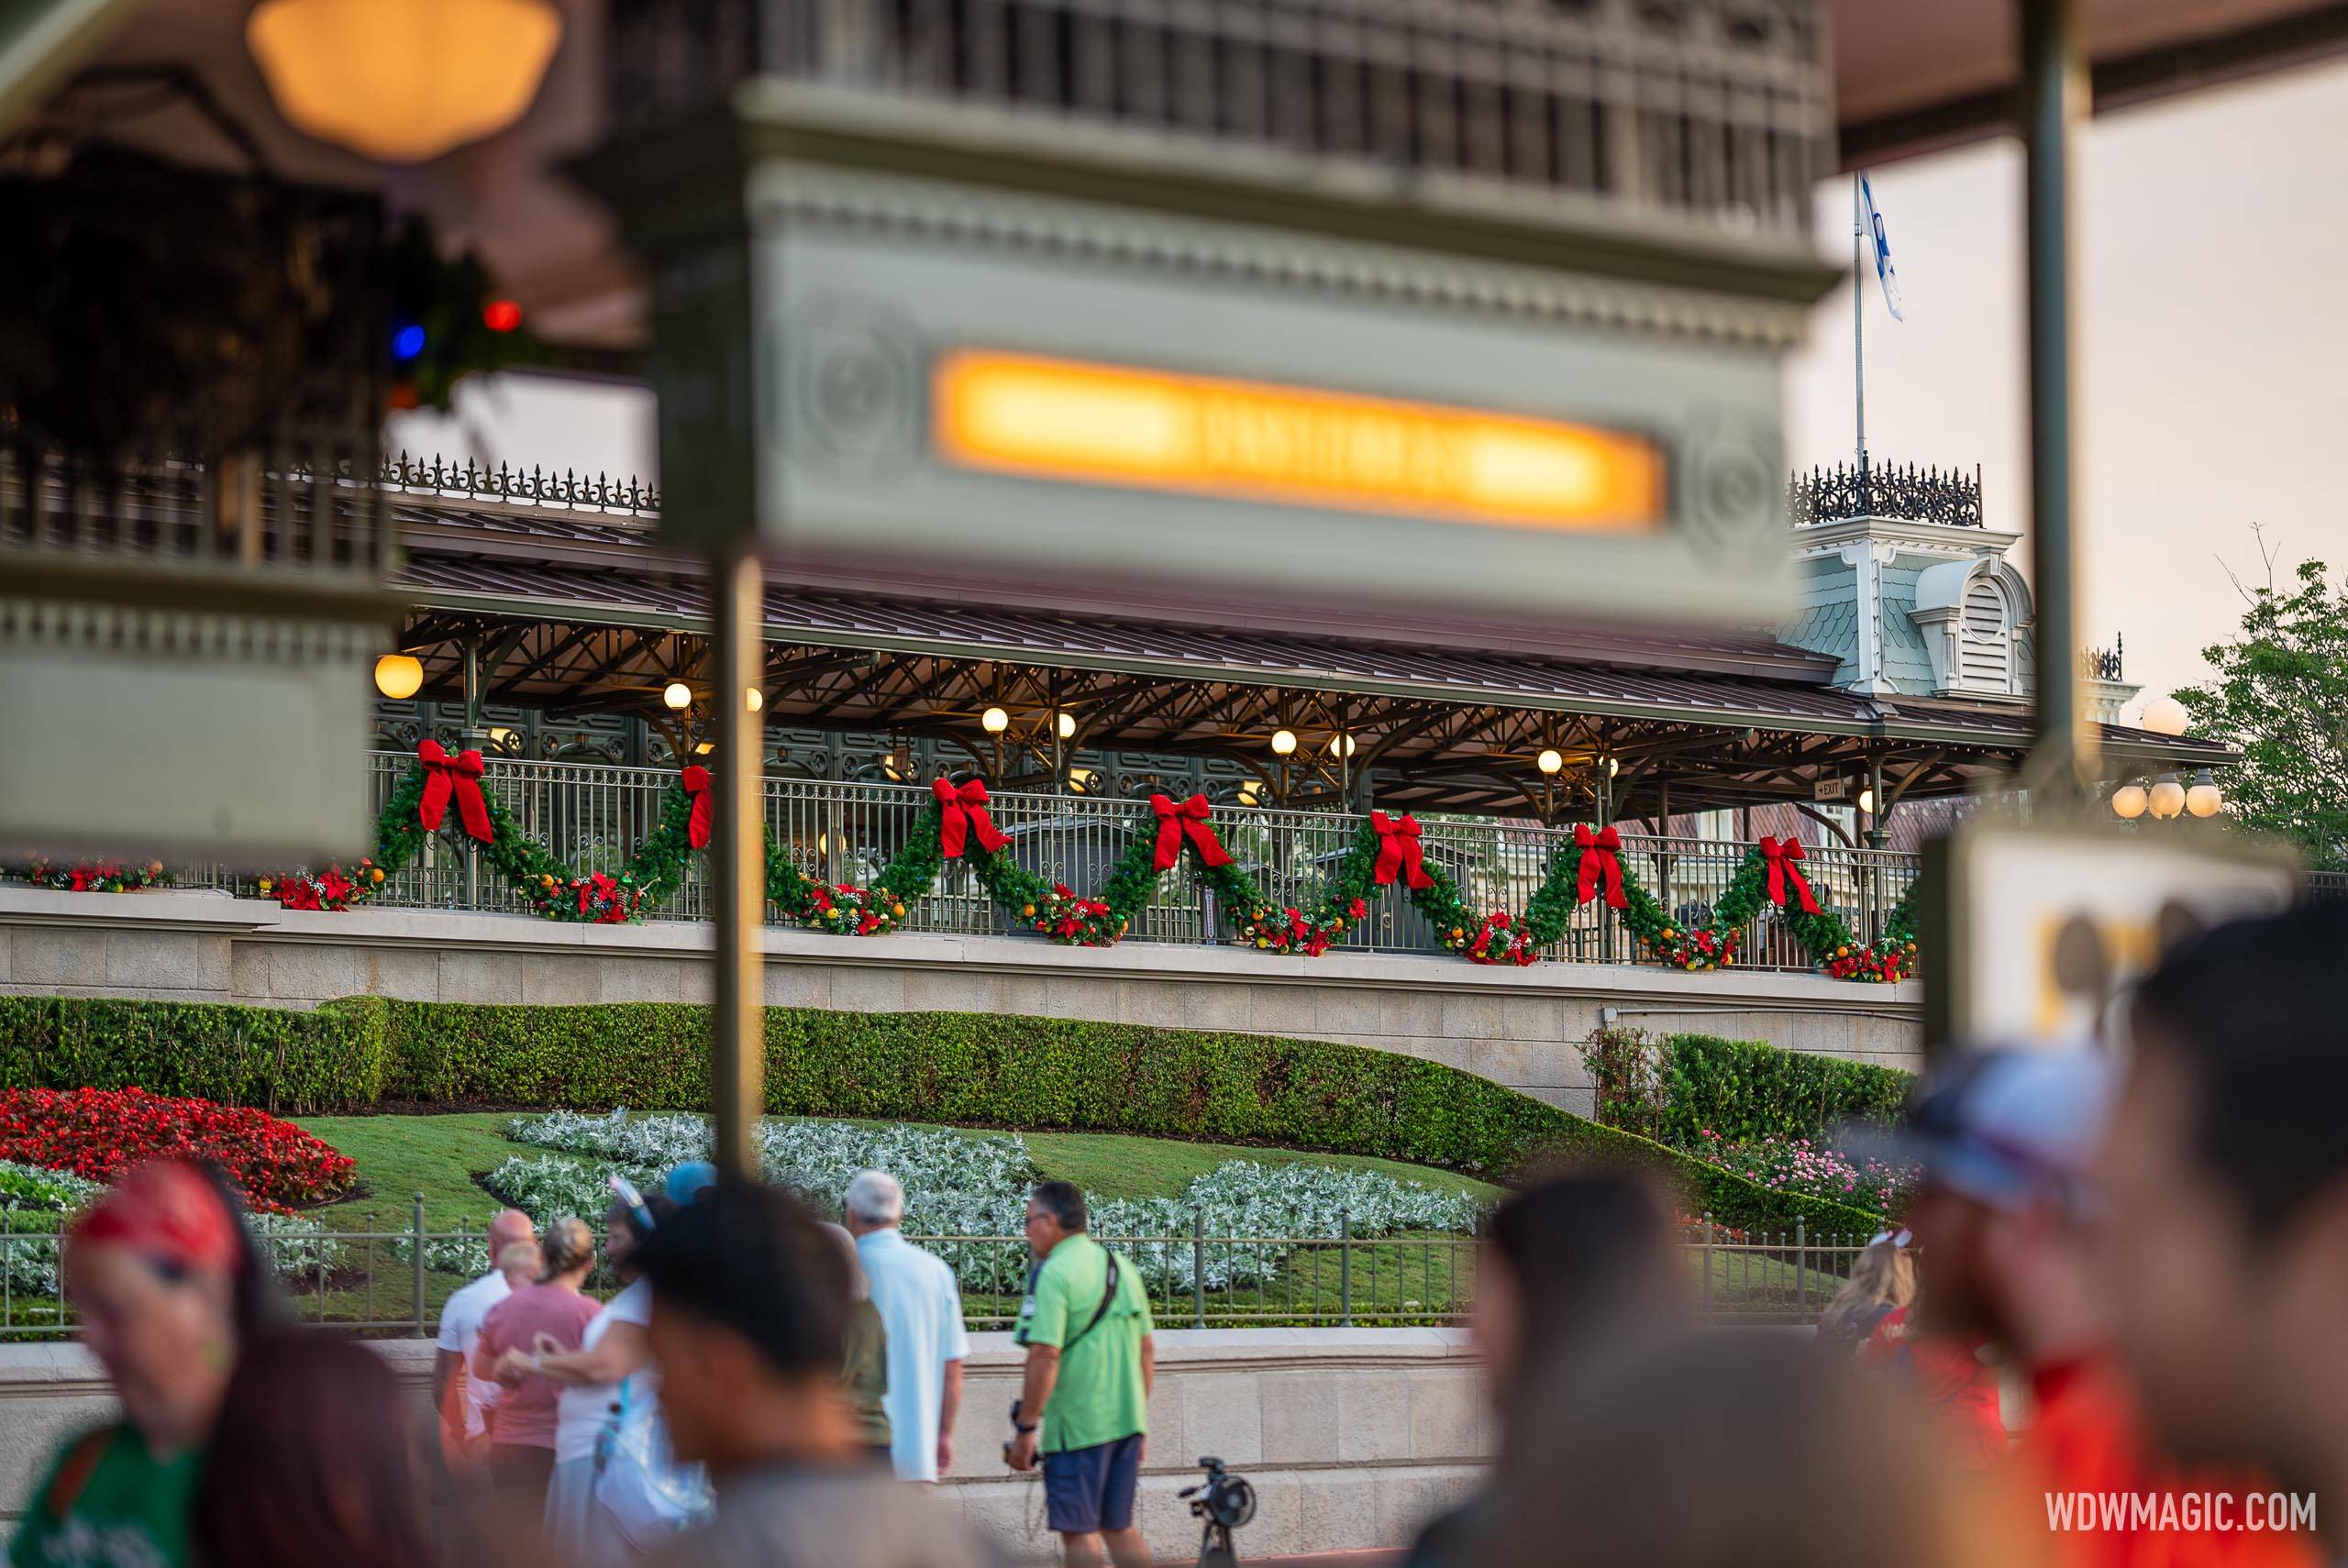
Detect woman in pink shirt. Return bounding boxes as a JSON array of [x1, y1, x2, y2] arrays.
[[474, 1217, 600, 1521]]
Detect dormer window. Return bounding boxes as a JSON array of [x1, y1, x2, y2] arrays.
[[1959, 578, 2012, 691], [1907, 556, 2032, 701]]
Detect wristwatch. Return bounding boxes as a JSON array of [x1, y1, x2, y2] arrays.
[[1013, 1419, 1037, 1433]]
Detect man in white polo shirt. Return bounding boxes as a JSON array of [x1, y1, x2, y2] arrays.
[[844, 1170, 969, 1482], [433, 1208, 537, 1462]]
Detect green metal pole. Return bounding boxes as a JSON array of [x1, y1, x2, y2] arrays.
[[2020, 0, 2096, 800]]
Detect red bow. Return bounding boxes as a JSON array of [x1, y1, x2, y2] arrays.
[[681, 766, 713, 850], [932, 777, 1011, 859], [1574, 823, 1628, 910], [1370, 812, 1435, 889], [417, 741, 493, 844], [1759, 835, 1822, 914], [1148, 793, 1234, 873]]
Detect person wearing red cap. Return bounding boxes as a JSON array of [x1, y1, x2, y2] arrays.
[[9, 1159, 278, 1568]]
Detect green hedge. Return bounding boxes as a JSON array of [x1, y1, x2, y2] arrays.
[[0, 996, 1881, 1238], [0, 995, 389, 1114], [1656, 1032, 1911, 1149]]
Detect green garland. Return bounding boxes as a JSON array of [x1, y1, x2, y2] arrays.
[[273, 752, 1919, 980]]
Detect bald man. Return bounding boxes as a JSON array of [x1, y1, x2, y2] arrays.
[[435, 1209, 538, 1462]]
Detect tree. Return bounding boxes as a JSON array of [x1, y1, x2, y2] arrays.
[[2174, 545, 2348, 871]]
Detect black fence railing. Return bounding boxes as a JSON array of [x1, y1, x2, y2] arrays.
[[1789, 462, 1985, 528]]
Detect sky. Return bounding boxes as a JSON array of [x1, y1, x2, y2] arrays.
[[1786, 56, 2348, 714], [393, 58, 2348, 715]]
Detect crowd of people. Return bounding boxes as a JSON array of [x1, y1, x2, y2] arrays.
[[7, 900, 2345, 1568]]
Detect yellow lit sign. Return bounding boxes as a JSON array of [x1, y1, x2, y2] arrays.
[[933, 350, 1666, 534]]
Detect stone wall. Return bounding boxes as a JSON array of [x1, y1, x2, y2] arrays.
[[0, 888, 1924, 1110], [0, 1330, 1486, 1562]]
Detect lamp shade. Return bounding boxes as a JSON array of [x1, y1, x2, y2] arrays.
[[2185, 769, 2222, 818], [1056, 712, 1076, 740], [248, 0, 563, 164], [2110, 783, 2149, 820], [2148, 777, 2187, 820], [372, 652, 423, 700], [1269, 729, 1298, 756], [661, 681, 692, 712], [981, 706, 1010, 734], [1536, 748, 1564, 775], [2140, 695, 2190, 736]]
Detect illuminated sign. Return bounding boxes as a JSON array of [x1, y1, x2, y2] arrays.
[[932, 350, 1667, 534]]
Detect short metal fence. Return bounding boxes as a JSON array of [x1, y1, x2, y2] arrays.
[[168, 753, 1924, 970], [0, 1210, 1873, 1339]]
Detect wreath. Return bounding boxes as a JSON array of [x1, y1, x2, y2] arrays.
[[258, 744, 1919, 979]]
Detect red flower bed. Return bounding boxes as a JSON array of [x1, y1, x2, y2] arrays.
[[0, 1087, 357, 1213]]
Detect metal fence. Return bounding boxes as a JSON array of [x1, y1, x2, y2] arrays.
[[166, 753, 1925, 969], [0, 1211, 1872, 1340]]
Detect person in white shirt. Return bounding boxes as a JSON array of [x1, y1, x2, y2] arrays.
[[434, 1209, 537, 1463], [508, 1185, 676, 1566], [843, 1170, 969, 1483]]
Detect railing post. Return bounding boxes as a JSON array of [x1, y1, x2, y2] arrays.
[[1339, 1209, 1353, 1327], [411, 1191, 427, 1339], [1701, 1212, 1714, 1312], [1191, 1207, 1208, 1329], [1794, 1216, 1807, 1319]]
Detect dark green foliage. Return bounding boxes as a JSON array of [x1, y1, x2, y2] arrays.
[[0, 995, 388, 1115], [0, 994, 1881, 1235], [1655, 1032, 1912, 1149]]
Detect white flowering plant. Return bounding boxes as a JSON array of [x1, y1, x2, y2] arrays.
[[488, 1112, 1485, 1293]]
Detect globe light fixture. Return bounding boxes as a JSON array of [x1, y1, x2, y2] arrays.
[[981, 705, 1011, 734], [1269, 728, 1298, 756], [1857, 789, 1875, 816], [1328, 734, 1357, 758], [1056, 712, 1077, 740], [661, 681, 693, 712], [2110, 782, 2149, 820], [2185, 768, 2223, 819], [2148, 775, 2187, 821], [746, 688, 763, 712], [1536, 748, 1565, 776], [372, 652, 423, 700], [2140, 695, 2190, 736], [247, 0, 564, 164], [1607, 756, 1621, 778]]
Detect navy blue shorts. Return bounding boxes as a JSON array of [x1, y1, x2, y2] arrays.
[[1041, 1433, 1142, 1534]]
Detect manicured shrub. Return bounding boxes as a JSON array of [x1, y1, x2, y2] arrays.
[[0, 995, 387, 1114], [1651, 1032, 1911, 1150], [0, 1086, 357, 1211]]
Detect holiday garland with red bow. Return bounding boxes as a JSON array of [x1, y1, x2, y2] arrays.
[[253, 745, 1916, 978]]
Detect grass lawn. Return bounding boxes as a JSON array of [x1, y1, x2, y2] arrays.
[[291, 1111, 1506, 1234]]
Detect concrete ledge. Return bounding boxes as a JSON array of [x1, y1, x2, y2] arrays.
[[0, 892, 1924, 1097]]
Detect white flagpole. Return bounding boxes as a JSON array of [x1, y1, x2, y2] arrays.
[[1854, 172, 1867, 481]]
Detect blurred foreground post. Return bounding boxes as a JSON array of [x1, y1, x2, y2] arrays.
[[2020, 0, 2096, 799], [711, 542, 765, 1179]]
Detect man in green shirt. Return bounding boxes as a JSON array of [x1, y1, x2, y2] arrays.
[[1004, 1181, 1156, 1568]]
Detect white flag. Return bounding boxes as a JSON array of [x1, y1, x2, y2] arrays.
[[1859, 171, 1905, 322]]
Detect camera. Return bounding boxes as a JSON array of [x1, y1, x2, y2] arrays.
[[1002, 1398, 1031, 1465], [1180, 1455, 1256, 1566]]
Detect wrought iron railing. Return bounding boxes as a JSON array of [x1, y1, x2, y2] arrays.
[[0, 1212, 1872, 1339], [167, 753, 1926, 968], [607, 0, 1829, 238], [2079, 638, 2124, 682], [1788, 462, 1985, 528]]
